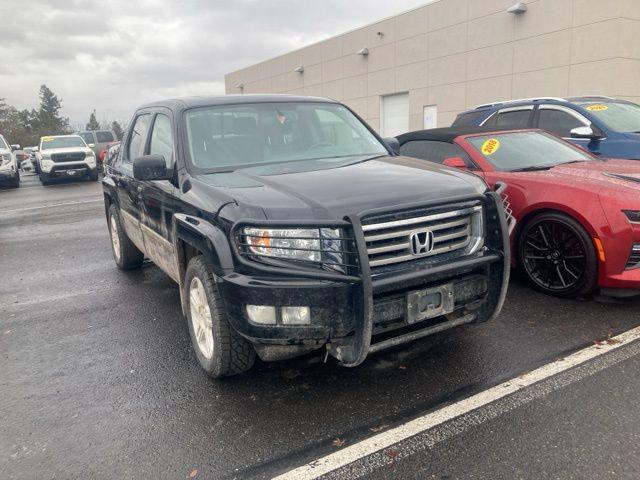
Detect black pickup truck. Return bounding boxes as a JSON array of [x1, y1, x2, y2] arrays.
[[102, 95, 510, 378]]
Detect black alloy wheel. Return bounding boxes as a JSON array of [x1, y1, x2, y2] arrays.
[[519, 212, 598, 298]]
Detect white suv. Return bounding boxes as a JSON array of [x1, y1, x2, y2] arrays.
[[37, 135, 98, 185], [0, 134, 19, 188]]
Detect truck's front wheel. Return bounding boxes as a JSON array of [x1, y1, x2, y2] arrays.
[[184, 255, 255, 378]]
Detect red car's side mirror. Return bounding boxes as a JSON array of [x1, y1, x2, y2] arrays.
[[443, 157, 467, 169]]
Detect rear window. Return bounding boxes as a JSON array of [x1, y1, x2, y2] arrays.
[[399, 140, 475, 167], [452, 110, 490, 127], [79, 132, 94, 143], [96, 131, 115, 143], [485, 109, 532, 128]]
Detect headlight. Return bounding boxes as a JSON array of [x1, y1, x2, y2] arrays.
[[239, 227, 347, 271], [0, 154, 11, 166], [40, 153, 51, 160], [87, 150, 95, 157], [623, 210, 640, 224]]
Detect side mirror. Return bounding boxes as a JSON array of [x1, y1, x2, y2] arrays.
[[88, 143, 96, 148], [570, 125, 603, 140], [443, 157, 468, 169], [384, 137, 400, 155], [11, 144, 20, 151], [133, 154, 171, 181]]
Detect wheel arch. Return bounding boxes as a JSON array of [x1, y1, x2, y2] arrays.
[[173, 214, 235, 316], [513, 203, 601, 266]]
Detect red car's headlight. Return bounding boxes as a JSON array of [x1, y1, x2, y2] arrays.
[[623, 210, 640, 224]]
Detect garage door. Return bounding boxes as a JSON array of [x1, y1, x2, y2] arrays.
[[380, 92, 409, 137]]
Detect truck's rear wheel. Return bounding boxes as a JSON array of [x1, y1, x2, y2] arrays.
[[108, 204, 144, 270], [184, 255, 255, 378]]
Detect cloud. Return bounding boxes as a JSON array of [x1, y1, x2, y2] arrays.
[[0, 0, 427, 127]]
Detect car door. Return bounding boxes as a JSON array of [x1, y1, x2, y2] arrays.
[[535, 104, 601, 155], [112, 112, 152, 253], [138, 109, 180, 282]]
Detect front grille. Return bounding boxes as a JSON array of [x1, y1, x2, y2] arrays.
[[625, 245, 640, 270], [51, 152, 86, 163], [362, 203, 484, 268]]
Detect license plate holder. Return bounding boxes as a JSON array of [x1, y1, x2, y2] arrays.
[[406, 283, 455, 324]]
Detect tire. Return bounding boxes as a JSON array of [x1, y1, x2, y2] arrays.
[[39, 173, 49, 186], [108, 204, 144, 270], [518, 212, 598, 298], [184, 255, 255, 378], [88, 168, 99, 181], [9, 173, 19, 189]]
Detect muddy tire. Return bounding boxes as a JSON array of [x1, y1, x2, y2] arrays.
[[88, 168, 99, 181], [39, 173, 49, 186], [184, 255, 255, 378], [108, 204, 144, 270]]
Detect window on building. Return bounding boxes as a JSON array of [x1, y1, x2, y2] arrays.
[[380, 93, 409, 137], [423, 105, 438, 129], [538, 108, 587, 138]]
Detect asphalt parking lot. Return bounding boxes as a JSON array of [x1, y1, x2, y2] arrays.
[[2, 174, 640, 480]]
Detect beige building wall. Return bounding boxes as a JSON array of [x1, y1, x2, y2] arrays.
[[225, 0, 640, 133]]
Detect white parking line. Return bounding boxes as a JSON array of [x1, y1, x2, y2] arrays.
[[273, 325, 640, 480], [0, 198, 102, 214]]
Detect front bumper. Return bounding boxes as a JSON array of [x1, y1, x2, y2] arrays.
[[41, 162, 96, 179], [220, 191, 510, 365]]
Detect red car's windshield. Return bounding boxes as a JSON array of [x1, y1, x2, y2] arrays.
[[465, 131, 595, 172]]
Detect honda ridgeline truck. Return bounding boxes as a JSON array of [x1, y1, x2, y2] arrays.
[[102, 95, 510, 378]]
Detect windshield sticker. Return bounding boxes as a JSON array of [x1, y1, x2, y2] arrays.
[[586, 104, 608, 112], [42, 136, 54, 142], [481, 138, 501, 156]]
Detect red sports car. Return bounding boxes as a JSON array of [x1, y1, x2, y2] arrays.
[[397, 127, 640, 298]]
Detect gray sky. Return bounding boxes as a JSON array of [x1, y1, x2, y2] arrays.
[[0, 0, 427, 128]]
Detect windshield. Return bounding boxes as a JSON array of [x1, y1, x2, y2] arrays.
[[184, 102, 387, 172], [41, 136, 87, 150], [576, 101, 640, 133], [466, 131, 594, 171], [0, 136, 8, 150]]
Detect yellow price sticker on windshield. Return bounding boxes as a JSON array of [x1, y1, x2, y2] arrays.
[[586, 104, 608, 112], [42, 136, 54, 142], [481, 138, 500, 156]]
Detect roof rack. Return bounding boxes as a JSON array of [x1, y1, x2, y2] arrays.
[[474, 97, 566, 109], [570, 95, 616, 100]]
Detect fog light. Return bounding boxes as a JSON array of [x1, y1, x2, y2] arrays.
[[246, 305, 276, 325], [281, 306, 311, 325]]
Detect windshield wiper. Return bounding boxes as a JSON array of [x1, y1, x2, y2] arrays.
[[511, 165, 553, 172]]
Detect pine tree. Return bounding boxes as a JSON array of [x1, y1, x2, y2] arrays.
[[110, 120, 124, 140], [36, 85, 69, 135], [86, 110, 100, 131]]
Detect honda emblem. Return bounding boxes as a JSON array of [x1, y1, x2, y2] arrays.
[[410, 229, 435, 255]]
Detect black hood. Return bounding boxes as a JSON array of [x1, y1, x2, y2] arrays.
[[194, 155, 488, 221]]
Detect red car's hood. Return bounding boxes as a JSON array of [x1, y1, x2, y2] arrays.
[[523, 159, 640, 192]]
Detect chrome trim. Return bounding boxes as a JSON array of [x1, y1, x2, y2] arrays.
[[363, 205, 484, 268]]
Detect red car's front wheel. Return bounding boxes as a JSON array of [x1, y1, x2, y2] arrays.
[[518, 212, 598, 298]]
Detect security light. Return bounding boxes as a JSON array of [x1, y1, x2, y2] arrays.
[[356, 47, 369, 56], [294, 66, 304, 73], [507, 2, 527, 14]]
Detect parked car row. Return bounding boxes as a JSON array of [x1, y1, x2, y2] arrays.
[[396, 126, 640, 299]]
